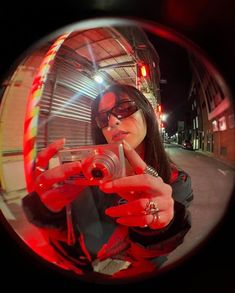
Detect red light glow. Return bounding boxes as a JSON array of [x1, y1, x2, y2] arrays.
[[140, 65, 147, 77]]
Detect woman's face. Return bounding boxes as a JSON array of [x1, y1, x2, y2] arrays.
[[98, 91, 147, 151]]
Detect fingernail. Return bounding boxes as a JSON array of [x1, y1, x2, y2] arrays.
[[116, 218, 126, 225], [105, 207, 117, 217], [122, 140, 131, 150], [105, 208, 112, 216], [60, 138, 66, 147]]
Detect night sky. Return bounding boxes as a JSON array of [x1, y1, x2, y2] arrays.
[[148, 34, 192, 136]]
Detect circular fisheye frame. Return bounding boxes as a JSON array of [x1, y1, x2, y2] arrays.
[[0, 17, 234, 285]]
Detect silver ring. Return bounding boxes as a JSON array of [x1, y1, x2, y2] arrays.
[[145, 200, 159, 215], [37, 182, 48, 193], [144, 165, 159, 178], [144, 200, 160, 228], [35, 166, 47, 172]]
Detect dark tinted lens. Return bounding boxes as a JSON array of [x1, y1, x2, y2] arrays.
[[113, 101, 138, 118], [91, 168, 104, 179], [95, 101, 138, 128]]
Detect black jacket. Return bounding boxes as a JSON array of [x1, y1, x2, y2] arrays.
[[22, 169, 193, 277]]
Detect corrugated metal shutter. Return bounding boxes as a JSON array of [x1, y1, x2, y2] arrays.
[[36, 54, 100, 150]]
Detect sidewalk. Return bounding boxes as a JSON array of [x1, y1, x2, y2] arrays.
[[167, 142, 235, 170], [194, 149, 235, 171]]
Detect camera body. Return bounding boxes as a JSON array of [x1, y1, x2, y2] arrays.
[[58, 143, 126, 185]]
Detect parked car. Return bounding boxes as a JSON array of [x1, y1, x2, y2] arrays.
[[182, 140, 193, 150]]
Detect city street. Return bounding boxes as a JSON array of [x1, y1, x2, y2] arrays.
[[163, 142, 235, 267], [0, 142, 234, 274]]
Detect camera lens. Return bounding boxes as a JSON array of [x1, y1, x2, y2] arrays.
[[91, 168, 104, 179]]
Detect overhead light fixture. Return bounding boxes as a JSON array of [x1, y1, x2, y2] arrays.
[[93, 74, 104, 84]]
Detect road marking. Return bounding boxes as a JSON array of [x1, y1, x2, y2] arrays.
[[218, 169, 226, 176]]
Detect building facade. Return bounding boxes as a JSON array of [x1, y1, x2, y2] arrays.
[[188, 55, 235, 167]]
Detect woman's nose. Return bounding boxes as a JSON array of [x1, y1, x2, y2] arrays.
[[107, 114, 120, 128]]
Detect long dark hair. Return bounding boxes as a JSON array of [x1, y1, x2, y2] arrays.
[[91, 84, 172, 183]]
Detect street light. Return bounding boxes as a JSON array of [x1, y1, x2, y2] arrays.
[[161, 113, 168, 122]]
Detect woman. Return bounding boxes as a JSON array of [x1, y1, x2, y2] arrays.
[[23, 84, 193, 280]]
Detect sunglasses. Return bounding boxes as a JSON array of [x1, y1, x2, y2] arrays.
[[95, 100, 139, 129]]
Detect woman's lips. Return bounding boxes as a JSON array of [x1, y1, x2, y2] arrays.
[[112, 131, 129, 141]]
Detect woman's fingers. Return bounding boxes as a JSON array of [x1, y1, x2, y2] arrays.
[[35, 161, 82, 190], [100, 173, 164, 196], [122, 140, 146, 174], [115, 213, 170, 229], [39, 183, 85, 212], [105, 198, 150, 217], [105, 197, 172, 217], [105, 197, 174, 228], [117, 214, 155, 227], [35, 138, 65, 169]]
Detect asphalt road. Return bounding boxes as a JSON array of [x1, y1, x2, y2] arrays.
[[163, 143, 235, 268]]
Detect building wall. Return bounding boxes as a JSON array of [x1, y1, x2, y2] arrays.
[[0, 52, 45, 193], [189, 55, 235, 167]]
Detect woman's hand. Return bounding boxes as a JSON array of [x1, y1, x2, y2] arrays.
[[33, 138, 85, 212], [100, 141, 174, 229]]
